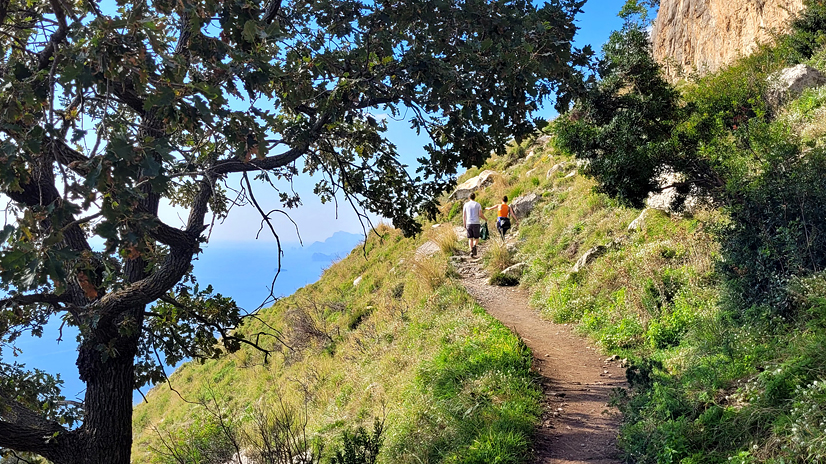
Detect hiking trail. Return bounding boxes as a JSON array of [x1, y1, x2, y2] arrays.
[[452, 234, 627, 464]]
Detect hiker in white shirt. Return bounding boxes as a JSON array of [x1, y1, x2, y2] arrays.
[[462, 192, 486, 257]]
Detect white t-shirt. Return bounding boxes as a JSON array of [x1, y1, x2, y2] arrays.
[[463, 200, 482, 225]]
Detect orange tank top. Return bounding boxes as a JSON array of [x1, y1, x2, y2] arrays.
[[498, 203, 509, 218]]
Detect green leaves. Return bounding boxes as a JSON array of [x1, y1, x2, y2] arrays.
[[555, 25, 692, 208], [0, 0, 586, 456]]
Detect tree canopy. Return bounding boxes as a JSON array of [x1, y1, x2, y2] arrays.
[[0, 0, 589, 461]]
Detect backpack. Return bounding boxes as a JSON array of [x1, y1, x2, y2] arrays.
[[480, 222, 489, 240]]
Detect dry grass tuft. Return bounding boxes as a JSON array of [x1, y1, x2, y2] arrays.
[[412, 256, 448, 291], [485, 240, 514, 274], [432, 225, 459, 255], [370, 221, 395, 238], [490, 174, 510, 198]]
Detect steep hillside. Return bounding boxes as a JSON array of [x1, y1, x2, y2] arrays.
[[132, 222, 542, 463], [132, 125, 717, 463]]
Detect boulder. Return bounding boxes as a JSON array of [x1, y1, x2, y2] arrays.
[[646, 169, 706, 214], [415, 241, 441, 258], [646, 170, 681, 212], [449, 170, 499, 200], [502, 262, 528, 278], [564, 170, 577, 179], [766, 64, 826, 109], [525, 167, 538, 177], [506, 242, 518, 255], [510, 193, 538, 219], [546, 162, 568, 178], [572, 245, 607, 273], [353, 275, 363, 286], [535, 135, 551, 146], [627, 208, 649, 232]]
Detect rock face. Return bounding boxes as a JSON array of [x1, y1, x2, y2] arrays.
[[766, 64, 826, 109], [449, 170, 499, 200], [652, 0, 804, 80], [510, 193, 538, 219]]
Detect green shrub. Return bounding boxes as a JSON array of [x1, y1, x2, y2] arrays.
[[447, 202, 462, 221], [489, 273, 519, 287], [719, 140, 826, 315], [783, 0, 826, 62], [544, 282, 593, 323], [329, 419, 384, 464]]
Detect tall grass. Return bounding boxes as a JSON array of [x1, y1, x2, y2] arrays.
[[133, 225, 541, 464], [483, 240, 513, 274], [431, 225, 459, 255]]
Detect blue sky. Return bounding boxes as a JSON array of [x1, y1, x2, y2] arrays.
[[173, 0, 626, 246], [9, 0, 628, 403]]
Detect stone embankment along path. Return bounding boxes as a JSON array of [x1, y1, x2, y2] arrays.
[[453, 242, 626, 464]]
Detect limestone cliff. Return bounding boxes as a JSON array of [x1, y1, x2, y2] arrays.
[[652, 0, 805, 79]]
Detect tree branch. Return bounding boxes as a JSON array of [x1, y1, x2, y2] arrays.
[[147, 219, 200, 250], [49, 137, 91, 175], [209, 144, 308, 175], [92, 178, 214, 314], [263, 0, 282, 23], [37, 0, 70, 70], [0, 292, 70, 309], [158, 295, 286, 362], [0, 393, 71, 459]]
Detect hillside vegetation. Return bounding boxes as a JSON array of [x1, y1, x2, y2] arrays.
[[134, 2, 826, 463], [132, 222, 542, 463], [541, 1, 826, 462]]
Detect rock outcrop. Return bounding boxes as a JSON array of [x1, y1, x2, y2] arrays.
[[766, 64, 826, 109], [415, 241, 441, 258], [449, 170, 499, 200], [572, 245, 607, 274], [502, 262, 528, 278], [652, 0, 804, 80], [510, 193, 539, 219]]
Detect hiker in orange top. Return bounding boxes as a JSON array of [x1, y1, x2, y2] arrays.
[[486, 196, 518, 240]]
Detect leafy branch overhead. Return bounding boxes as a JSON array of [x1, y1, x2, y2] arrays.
[[0, 0, 589, 462]]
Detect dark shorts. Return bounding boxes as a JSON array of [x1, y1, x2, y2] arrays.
[[497, 217, 511, 234], [466, 223, 481, 239]]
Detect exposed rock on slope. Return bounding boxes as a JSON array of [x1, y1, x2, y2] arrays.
[[652, 0, 804, 80], [766, 64, 826, 108], [449, 170, 499, 200]]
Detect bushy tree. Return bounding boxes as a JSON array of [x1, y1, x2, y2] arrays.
[[785, 0, 826, 61], [554, 22, 718, 208], [0, 0, 590, 462]]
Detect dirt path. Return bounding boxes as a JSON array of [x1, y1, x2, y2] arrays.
[[452, 238, 627, 464]]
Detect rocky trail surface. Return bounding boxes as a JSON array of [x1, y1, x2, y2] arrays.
[[452, 237, 627, 464]]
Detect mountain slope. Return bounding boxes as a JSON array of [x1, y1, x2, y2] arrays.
[[132, 224, 541, 463]]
